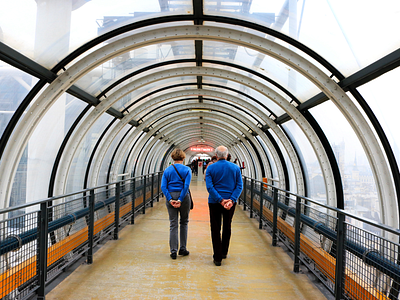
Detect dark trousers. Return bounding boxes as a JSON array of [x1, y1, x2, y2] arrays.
[[208, 202, 236, 262]]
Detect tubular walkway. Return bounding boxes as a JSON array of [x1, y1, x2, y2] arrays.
[[46, 180, 326, 300]]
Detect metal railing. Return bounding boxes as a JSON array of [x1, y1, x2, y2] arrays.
[[0, 172, 162, 300], [241, 176, 400, 300]]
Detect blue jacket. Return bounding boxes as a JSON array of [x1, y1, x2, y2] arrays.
[[161, 164, 192, 202], [205, 159, 243, 204]]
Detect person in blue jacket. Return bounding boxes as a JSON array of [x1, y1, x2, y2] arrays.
[[205, 146, 243, 266], [161, 149, 192, 259]]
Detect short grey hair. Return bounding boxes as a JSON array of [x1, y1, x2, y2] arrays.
[[215, 146, 228, 158]]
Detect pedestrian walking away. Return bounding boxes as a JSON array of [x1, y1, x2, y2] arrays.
[[205, 146, 243, 266], [161, 149, 192, 259]]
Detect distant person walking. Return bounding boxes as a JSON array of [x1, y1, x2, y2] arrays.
[[205, 146, 243, 266], [161, 149, 192, 259]]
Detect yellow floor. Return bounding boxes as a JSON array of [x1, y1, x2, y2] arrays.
[[47, 180, 327, 300]]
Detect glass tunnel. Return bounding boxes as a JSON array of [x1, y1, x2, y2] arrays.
[[1, 1, 400, 299]]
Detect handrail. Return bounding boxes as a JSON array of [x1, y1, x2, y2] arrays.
[[0, 171, 163, 299], [242, 175, 400, 299], [0, 172, 161, 215], [244, 176, 400, 235]]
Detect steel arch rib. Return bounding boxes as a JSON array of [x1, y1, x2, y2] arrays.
[[0, 25, 392, 228], [131, 122, 259, 178], [89, 91, 289, 187], [136, 121, 263, 178], [108, 105, 279, 185]]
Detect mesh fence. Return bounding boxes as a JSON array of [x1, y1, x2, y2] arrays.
[[0, 173, 162, 300], [243, 176, 400, 300]]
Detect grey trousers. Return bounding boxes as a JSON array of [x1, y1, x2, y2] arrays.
[[166, 192, 190, 254]]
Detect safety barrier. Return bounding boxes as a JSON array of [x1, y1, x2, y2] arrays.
[[0, 172, 162, 300], [241, 176, 400, 300]]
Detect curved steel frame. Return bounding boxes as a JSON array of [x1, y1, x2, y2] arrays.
[[0, 16, 397, 227]]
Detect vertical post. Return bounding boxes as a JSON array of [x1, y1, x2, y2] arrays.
[[151, 173, 155, 207], [294, 196, 301, 273], [142, 175, 146, 214], [335, 212, 346, 300], [131, 178, 136, 224], [259, 181, 264, 229], [37, 202, 49, 299], [243, 177, 247, 210], [114, 182, 120, 240], [157, 172, 161, 202], [250, 179, 254, 218], [272, 187, 278, 247], [87, 189, 95, 264]]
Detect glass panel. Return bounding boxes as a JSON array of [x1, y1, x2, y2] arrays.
[[0, 62, 39, 139], [118, 131, 142, 175], [202, 99, 259, 126], [310, 101, 381, 222], [97, 124, 131, 185], [0, 1, 192, 68], [202, 79, 285, 117], [268, 128, 296, 193], [66, 113, 113, 193], [256, 136, 277, 181], [135, 98, 197, 123], [103, 62, 196, 98], [203, 41, 319, 103], [113, 79, 198, 112], [282, 120, 326, 202], [10, 94, 87, 205], [75, 41, 195, 94], [357, 68, 400, 173], [205, 1, 400, 76]]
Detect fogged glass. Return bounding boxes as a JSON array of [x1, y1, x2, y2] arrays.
[[268, 129, 296, 193], [203, 41, 319, 102], [204, 0, 400, 76], [97, 124, 131, 186], [75, 41, 195, 95], [357, 68, 400, 173], [310, 101, 381, 221], [282, 120, 326, 202], [65, 113, 114, 193], [0, 1, 192, 68], [0, 62, 40, 139]]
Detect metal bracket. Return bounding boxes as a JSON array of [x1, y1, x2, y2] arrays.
[[7, 234, 22, 251]]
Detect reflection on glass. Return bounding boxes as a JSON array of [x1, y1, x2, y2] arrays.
[[310, 102, 381, 222], [282, 120, 326, 202]]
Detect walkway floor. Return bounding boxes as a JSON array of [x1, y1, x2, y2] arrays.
[[47, 179, 327, 300]]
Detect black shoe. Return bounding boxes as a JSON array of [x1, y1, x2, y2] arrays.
[[222, 254, 227, 259], [178, 249, 190, 256], [170, 252, 177, 259], [213, 260, 221, 266]]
